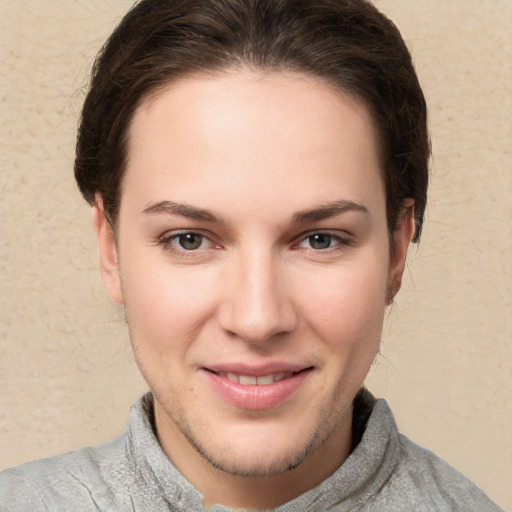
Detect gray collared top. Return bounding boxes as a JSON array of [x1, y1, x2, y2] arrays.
[[0, 391, 503, 511]]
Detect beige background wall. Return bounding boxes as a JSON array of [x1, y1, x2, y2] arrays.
[[0, 1, 511, 509]]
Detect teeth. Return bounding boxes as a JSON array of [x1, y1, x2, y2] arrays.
[[239, 375, 257, 385], [256, 374, 274, 385], [226, 372, 239, 383], [219, 372, 292, 385]]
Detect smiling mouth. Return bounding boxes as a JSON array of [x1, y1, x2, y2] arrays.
[[205, 367, 313, 410], [209, 368, 312, 386], [216, 371, 292, 386]]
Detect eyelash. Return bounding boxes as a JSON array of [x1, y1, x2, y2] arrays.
[[158, 230, 216, 255], [292, 231, 352, 252], [158, 229, 352, 257]]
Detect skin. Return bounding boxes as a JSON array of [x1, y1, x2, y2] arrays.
[[93, 70, 414, 509]]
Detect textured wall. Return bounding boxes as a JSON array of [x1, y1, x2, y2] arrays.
[[1, 1, 511, 509]]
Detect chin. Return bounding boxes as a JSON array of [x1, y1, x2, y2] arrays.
[[192, 435, 316, 478], [178, 410, 335, 478]]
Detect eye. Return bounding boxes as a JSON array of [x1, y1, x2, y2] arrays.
[[176, 232, 205, 250], [306, 234, 335, 250], [296, 232, 349, 251], [159, 231, 212, 252]]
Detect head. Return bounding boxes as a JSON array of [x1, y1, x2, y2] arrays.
[[75, 0, 429, 241], [76, 0, 429, 507]]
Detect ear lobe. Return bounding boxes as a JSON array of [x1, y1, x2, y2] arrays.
[[92, 197, 124, 305], [386, 199, 416, 304]]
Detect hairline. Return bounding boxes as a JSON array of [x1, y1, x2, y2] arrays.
[[117, 65, 389, 227]]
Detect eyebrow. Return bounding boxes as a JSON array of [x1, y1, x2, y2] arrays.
[[292, 200, 369, 223], [142, 199, 369, 224], [142, 200, 222, 222]]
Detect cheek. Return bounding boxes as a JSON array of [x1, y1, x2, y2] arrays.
[[120, 256, 218, 353], [298, 259, 388, 351]]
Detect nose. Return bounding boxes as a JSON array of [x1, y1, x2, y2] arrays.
[[218, 249, 297, 345]]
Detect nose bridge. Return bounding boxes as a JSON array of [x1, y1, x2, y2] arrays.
[[220, 244, 295, 344]]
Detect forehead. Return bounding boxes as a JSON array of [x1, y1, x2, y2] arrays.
[[122, 70, 384, 222], [131, 70, 376, 157]]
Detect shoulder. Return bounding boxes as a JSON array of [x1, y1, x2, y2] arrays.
[[0, 394, 202, 512], [0, 433, 133, 511], [375, 421, 503, 511], [348, 394, 504, 511]]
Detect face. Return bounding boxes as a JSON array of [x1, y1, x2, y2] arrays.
[[94, 70, 413, 499]]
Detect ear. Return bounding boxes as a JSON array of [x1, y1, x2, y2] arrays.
[[386, 199, 416, 304], [92, 196, 124, 305]]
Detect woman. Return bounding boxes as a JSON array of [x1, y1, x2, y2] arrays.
[[0, 0, 504, 510]]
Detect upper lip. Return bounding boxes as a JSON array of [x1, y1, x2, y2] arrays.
[[203, 362, 313, 376]]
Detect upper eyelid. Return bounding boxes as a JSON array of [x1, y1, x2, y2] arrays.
[[162, 229, 197, 237], [293, 229, 352, 242], [159, 228, 212, 241]]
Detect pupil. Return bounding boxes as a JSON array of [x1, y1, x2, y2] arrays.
[[310, 234, 331, 250], [179, 233, 202, 250]]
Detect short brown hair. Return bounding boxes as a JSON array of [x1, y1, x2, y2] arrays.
[[75, 0, 429, 241]]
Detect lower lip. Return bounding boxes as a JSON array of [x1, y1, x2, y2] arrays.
[[204, 369, 311, 411]]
